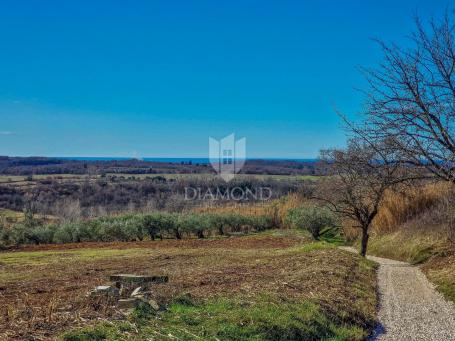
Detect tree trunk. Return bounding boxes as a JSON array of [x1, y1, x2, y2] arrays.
[[360, 227, 369, 257]]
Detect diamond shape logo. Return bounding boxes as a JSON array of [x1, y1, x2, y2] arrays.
[[209, 133, 246, 182]]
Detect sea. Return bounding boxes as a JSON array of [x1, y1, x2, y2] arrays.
[[56, 157, 318, 164]]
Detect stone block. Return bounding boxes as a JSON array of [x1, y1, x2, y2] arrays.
[[117, 298, 141, 309], [90, 285, 119, 297], [109, 274, 169, 284]]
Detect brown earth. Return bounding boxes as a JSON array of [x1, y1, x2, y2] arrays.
[[4, 233, 302, 253], [0, 232, 375, 340]]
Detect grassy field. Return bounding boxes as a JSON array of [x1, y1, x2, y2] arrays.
[[0, 208, 57, 227], [0, 173, 81, 183], [0, 209, 24, 223], [0, 230, 376, 340]]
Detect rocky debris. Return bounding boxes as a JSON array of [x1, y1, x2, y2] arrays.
[[89, 285, 119, 298], [89, 273, 167, 312], [129, 287, 161, 311], [131, 286, 142, 297], [146, 298, 160, 311], [117, 297, 142, 309]]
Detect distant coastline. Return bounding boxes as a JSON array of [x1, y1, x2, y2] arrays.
[[54, 157, 319, 164]]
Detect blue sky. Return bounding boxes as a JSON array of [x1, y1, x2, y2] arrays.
[[0, 0, 452, 158]]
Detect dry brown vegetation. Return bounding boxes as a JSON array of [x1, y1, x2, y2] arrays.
[[196, 193, 307, 227], [355, 181, 455, 301], [0, 230, 376, 340], [341, 182, 455, 239], [372, 182, 452, 235]]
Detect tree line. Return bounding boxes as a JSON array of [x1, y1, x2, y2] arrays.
[[0, 157, 323, 176]]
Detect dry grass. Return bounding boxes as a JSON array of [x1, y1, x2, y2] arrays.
[[367, 230, 448, 264], [361, 181, 455, 302], [0, 209, 57, 228], [367, 228, 455, 302], [0, 230, 376, 340], [342, 181, 454, 242], [0, 209, 24, 226], [373, 182, 451, 234], [422, 251, 455, 302], [196, 193, 307, 228]]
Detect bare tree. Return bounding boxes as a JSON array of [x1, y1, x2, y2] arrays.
[[316, 138, 407, 256], [53, 198, 82, 222], [361, 13, 455, 182]]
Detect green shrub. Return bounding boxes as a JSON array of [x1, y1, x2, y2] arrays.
[[78, 220, 103, 242], [5, 223, 28, 245], [97, 218, 142, 242], [53, 222, 86, 243], [61, 323, 123, 341], [0, 210, 276, 247], [171, 292, 195, 306], [251, 215, 274, 232], [179, 213, 212, 238], [208, 214, 228, 235], [131, 301, 156, 322], [0, 224, 8, 248], [141, 214, 162, 240], [163, 213, 181, 239], [25, 224, 56, 244], [224, 214, 246, 233], [287, 205, 338, 240]]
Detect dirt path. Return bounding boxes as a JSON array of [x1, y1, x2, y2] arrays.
[[340, 247, 455, 341]]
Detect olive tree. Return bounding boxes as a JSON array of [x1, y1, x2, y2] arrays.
[[286, 204, 338, 240]]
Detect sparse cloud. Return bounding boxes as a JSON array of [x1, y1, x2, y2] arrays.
[[0, 131, 14, 135]]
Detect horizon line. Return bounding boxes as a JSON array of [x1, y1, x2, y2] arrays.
[[1, 155, 319, 160]]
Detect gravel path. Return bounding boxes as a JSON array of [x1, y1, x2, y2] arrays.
[[340, 247, 455, 341]]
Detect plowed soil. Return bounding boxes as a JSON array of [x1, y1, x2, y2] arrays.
[[0, 232, 374, 340]]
